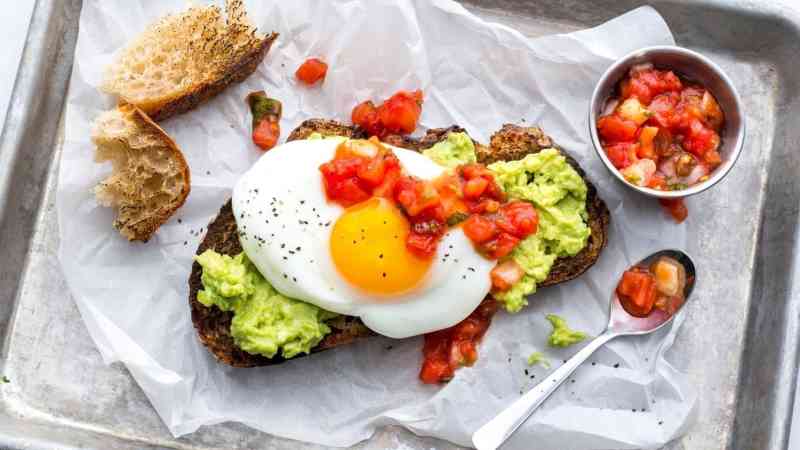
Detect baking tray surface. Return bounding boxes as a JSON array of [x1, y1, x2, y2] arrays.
[[1, 1, 799, 449]]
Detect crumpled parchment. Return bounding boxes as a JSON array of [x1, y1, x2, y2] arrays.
[[57, 1, 696, 448]]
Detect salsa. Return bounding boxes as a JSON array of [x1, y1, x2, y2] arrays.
[[352, 90, 424, 138], [420, 298, 499, 383], [597, 64, 725, 223], [319, 138, 537, 290], [295, 58, 328, 85], [616, 256, 687, 317], [246, 91, 282, 151]]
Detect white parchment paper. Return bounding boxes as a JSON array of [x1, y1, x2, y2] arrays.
[[57, 1, 697, 448]]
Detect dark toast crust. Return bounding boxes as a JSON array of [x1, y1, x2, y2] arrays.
[[147, 33, 279, 122], [189, 120, 609, 367]]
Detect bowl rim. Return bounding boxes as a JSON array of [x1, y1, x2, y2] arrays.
[[588, 45, 746, 199]]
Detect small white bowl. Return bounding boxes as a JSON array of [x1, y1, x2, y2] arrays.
[[589, 45, 745, 199]]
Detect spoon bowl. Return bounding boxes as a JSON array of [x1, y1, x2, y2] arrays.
[[607, 249, 696, 335], [472, 250, 696, 450]]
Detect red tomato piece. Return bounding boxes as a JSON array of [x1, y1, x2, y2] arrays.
[[252, 119, 279, 151], [485, 232, 520, 259], [604, 143, 635, 169], [463, 177, 489, 199], [597, 115, 639, 143], [379, 90, 423, 135], [683, 119, 716, 157], [356, 155, 387, 187], [659, 198, 688, 223], [496, 201, 538, 238], [372, 166, 401, 198], [490, 260, 525, 291], [463, 214, 497, 244], [406, 232, 438, 258], [617, 269, 658, 317], [419, 358, 453, 384], [295, 58, 328, 85], [647, 92, 679, 128], [627, 77, 653, 105], [351, 101, 383, 137]]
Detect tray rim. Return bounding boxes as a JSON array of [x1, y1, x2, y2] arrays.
[[2, 0, 800, 449]]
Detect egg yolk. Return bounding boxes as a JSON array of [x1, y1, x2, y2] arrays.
[[330, 198, 432, 296]]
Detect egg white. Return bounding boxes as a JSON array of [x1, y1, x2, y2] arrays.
[[232, 138, 495, 338]]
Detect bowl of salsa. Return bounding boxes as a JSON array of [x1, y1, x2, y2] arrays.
[[589, 46, 745, 217]]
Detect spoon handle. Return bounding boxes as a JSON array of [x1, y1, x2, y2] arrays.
[[472, 331, 617, 450]]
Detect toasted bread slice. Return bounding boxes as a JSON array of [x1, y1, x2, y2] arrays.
[[101, 0, 278, 122], [189, 120, 609, 367], [93, 104, 190, 242]]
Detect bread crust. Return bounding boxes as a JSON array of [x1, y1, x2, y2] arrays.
[[140, 32, 279, 122], [95, 104, 191, 242], [189, 120, 609, 367]]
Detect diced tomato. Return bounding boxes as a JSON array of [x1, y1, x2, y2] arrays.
[[683, 119, 717, 157], [335, 178, 371, 206], [463, 177, 489, 199], [617, 269, 658, 317], [497, 201, 538, 238], [659, 198, 688, 223], [406, 232, 439, 258], [461, 163, 493, 180], [351, 90, 423, 138], [351, 101, 383, 137], [372, 166, 401, 198], [605, 143, 636, 169], [647, 92, 679, 128], [484, 232, 520, 259], [356, 155, 387, 186], [246, 91, 282, 151], [379, 93, 421, 135], [419, 358, 453, 384], [252, 119, 279, 151], [660, 71, 683, 93], [490, 260, 525, 291], [597, 114, 639, 143], [394, 176, 440, 217], [627, 77, 654, 105], [295, 58, 328, 85], [420, 298, 498, 384], [637, 126, 659, 159], [463, 215, 497, 244]]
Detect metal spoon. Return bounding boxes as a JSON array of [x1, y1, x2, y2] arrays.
[[472, 249, 696, 450]]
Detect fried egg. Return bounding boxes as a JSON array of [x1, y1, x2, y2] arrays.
[[232, 138, 494, 338]]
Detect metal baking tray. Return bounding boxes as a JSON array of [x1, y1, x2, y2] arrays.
[[1, 0, 798, 448]]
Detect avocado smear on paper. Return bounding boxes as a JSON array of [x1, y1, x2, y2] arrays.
[[546, 314, 587, 347], [195, 250, 336, 359], [422, 132, 592, 312], [527, 351, 551, 368]]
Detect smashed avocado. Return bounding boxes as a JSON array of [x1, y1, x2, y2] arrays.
[[195, 250, 336, 359], [422, 132, 477, 168], [546, 314, 587, 347], [489, 150, 591, 312], [423, 134, 591, 313], [527, 351, 551, 368]]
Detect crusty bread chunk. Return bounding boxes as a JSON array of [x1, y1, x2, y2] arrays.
[[101, 0, 278, 121], [93, 104, 190, 242]]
